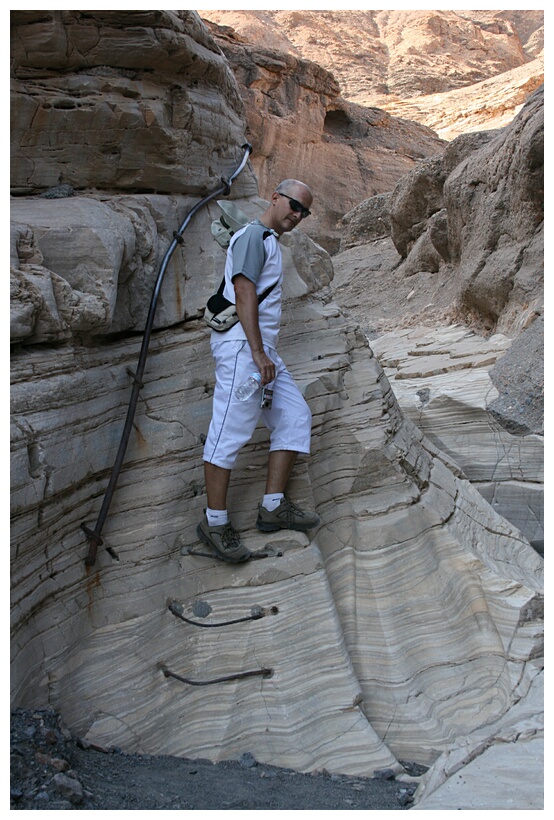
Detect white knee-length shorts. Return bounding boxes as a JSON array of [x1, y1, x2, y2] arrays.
[[203, 340, 312, 470]]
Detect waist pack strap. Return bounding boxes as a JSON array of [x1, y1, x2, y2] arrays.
[[216, 277, 277, 304]]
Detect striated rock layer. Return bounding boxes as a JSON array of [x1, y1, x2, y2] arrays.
[[332, 89, 544, 576], [11, 8, 543, 785], [371, 326, 543, 550], [11, 265, 543, 770], [10, 9, 256, 198]]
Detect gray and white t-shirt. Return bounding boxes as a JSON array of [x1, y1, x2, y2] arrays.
[[212, 219, 283, 349]]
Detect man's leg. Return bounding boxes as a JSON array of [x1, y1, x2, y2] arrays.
[[257, 358, 319, 532], [265, 449, 297, 494], [204, 461, 231, 512], [257, 449, 320, 533], [199, 341, 259, 562]]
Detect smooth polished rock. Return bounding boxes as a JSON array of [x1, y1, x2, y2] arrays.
[[10, 8, 543, 790], [10, 298, 543, 773], [412, 664, 543, 809], [371, 325, 543, 548]]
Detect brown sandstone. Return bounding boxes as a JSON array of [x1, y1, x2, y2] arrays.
[[199, 10, 543, 113], [201, 17, 446, 252]]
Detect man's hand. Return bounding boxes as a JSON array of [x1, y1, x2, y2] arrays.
[[251, 348, 276, 385], [233, 274, 276, 385]]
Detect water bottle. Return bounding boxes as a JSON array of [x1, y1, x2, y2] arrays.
[[235, 372, 262, 401]]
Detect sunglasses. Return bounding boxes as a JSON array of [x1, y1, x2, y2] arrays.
[[277, 193, 311, 219]]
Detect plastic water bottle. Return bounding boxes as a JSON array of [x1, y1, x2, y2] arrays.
[[235, 372, 262, 401]]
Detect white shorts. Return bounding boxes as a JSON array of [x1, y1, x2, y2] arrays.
[[203, 340, 312, 470]]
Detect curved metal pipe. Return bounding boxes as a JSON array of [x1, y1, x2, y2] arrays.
[[82, 143, 253, 565]]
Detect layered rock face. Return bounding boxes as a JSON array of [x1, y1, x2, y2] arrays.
[[334, 88, 544, 557], [11, 8, 542, 796], [200, 9, 543, 140], [200, 19, 445, 252], [10, 10, 257, 198], [371, 325, 544, 552]]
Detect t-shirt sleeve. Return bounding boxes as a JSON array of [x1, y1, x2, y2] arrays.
[[231, 227, 265, 285]]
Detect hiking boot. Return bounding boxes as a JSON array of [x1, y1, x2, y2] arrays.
[[196, 516, 251, 563], [256, 498, 321, 533]]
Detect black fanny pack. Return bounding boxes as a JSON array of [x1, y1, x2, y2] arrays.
[[204, 278, 277, 332]]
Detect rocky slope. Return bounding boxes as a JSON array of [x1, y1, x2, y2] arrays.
[[335, 88, 544, 338], [10, 9, 543, 811], [379, 56, 543, 141], [332, 86, 544, 554], [200, 10, 543, 126]]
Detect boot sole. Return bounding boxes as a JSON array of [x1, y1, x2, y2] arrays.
[[255, 520, 318, 533]]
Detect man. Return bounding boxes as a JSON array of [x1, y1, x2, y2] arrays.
[[198, 180, 320, 563]]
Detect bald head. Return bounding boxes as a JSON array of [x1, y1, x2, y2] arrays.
[[262, 178, 313, 235], [276, 179, 313, 201]]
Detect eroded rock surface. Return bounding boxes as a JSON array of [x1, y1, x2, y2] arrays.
[[200, 9, 543, 140], [11, 278, 543, 773], [11, 10, 255, 197], [202, 19, 445, 253], [200, 10, 543, 101], [11, 8, 543, 804], [336, 87, 544, 340], [371, 326, 543, 550], [332, 88, 544, 568]]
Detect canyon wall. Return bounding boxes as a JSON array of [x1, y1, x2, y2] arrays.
[[333, 87, 544, 554], [201, 18, 445, 253], [11, 9, 542, 794], [200, 9, 544, 139]]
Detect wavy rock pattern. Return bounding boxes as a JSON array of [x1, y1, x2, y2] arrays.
[[412, 662, 543, 808], [371, 326, 544, 548], [11, 9, 543, 789], [11, 263, 543, 771]]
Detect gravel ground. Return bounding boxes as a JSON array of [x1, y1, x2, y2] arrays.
[[10, 708, 424, 810]]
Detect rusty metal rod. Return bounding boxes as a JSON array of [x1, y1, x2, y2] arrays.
[[81, 144, 253, 565], [160, 665, 273, 687], [168, 601, 279, 628]]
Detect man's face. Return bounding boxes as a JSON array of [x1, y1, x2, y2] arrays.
[[271, 186, 313, 235]]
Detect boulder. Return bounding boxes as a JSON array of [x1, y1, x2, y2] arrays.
[[339, 193, 392, 252], [445, 86, 544, 335]]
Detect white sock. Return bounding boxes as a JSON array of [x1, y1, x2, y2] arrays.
[[262, 493, 284, 512], [206, 507, 229, 526]]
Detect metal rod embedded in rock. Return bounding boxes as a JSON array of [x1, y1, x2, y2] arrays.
[[81, 143, 253, 566]]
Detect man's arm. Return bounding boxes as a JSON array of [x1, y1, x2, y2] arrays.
[[233, 274, 276, 385]]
